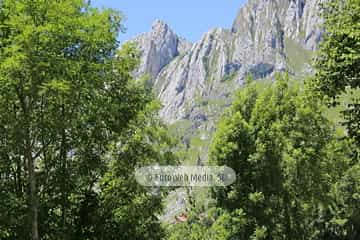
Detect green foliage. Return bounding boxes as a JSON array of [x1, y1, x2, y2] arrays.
[[0, 1, 175, 239], [99, 101, 177, 240], [309, 1, 360, 238], [1, 0, 359, 240], [326, 164, 360, 239], [311, 0, 360, 145], [313, 0, 360, 99], [166, 208, 247, 240], [210, 74, 355, 239]]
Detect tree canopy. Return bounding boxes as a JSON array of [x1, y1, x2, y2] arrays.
[[0, 0, 174, 239]]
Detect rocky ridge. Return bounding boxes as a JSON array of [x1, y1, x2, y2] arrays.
[[129, 0, 324, 222], [131, 0, 322, 126], [129, 0, 323, 165], [131, 19, 192, 80]]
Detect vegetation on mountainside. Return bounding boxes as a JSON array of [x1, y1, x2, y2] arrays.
[[0, 0, 359, 239], [166, 0, 360, 239]]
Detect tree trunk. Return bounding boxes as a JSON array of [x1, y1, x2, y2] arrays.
[[60, 116, 68, 236], [20, 91, 39, 240], [27, 145, 39, 240]]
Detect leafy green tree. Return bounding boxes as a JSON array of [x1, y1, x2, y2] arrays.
[[313, 0, 360, 98], [310, 0, 360, 238], [0, 1, 173, 239], [312, 0, 360, 146], [210, 74, 352, 239], [98, 101, 177, 240], [166, 208, 246, 240]]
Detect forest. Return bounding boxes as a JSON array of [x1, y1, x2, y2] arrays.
[[0, 0, 359, 239]]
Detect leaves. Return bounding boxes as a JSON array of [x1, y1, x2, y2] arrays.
[[0, 1, 174, 239], [209, 74, 354, 239]]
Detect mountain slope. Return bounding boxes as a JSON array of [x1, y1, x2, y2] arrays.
[[131, 0, 322, 125], [129, 0, 324, 222], [130, 0, 323, 164]]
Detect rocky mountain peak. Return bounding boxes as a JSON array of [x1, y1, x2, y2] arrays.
[[130, 19, 192, 80], [151, 19, 169, 32], [131, 0, 323, 125]]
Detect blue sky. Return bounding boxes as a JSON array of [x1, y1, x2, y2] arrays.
[[91, 0, 246, 43]]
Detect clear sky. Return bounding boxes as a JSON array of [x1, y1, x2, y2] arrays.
[[90, 0, 246, 43]]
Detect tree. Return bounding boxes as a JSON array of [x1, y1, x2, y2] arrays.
[[210, 74, 352, 239], [166, 207, 247, 240], [312, 0, 360, 146], [98, 100, 177, 240], [310, 0, 360, 238], [0, 1, 169, 239]]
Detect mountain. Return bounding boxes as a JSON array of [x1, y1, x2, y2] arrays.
[[128, 0, 324, 221], [129, 0, 323, 163], [131, 19, 192, 80]]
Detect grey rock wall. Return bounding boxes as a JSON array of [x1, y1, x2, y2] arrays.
[[131, 0, 322, 124]]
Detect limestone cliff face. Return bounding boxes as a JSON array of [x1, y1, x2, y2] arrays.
[[131, 0, 322, 126], [232, 0, 323, 51], [154, 28, 237, 123], [131, 19, 192, 79]]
